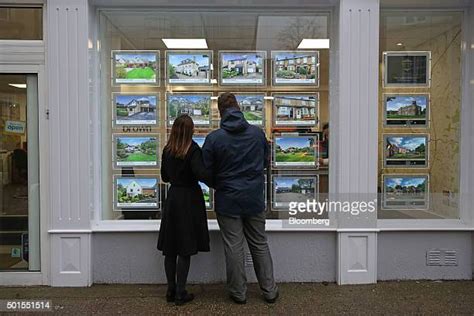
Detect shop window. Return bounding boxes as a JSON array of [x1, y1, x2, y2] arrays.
[[378, 11, 463, 219], [99, 10, 331, 221], [0, 7, 42, 40], [0, 74, 40, 271]]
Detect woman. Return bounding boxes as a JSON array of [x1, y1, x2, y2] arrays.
[[157, 114, 212, 306]]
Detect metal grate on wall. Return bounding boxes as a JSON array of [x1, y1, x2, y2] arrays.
[[426, 249, 458, 266]]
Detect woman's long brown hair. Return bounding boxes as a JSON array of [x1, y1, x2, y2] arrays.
[[164, 114, 194, 159]]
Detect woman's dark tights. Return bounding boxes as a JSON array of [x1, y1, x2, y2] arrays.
[[164, 255, 191, 295]]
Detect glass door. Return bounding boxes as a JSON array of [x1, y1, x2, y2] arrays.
[[0, 74, 39, 271]]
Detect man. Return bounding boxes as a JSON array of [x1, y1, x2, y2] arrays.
[[202, 93, 278, 304]]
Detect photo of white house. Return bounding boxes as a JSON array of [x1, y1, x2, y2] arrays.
[[116, 177, 159, 209], [114, 94, 157, 125], [235, 94, 265, 125], [167, 51, 211, 84], [220, 51, 265, 84]]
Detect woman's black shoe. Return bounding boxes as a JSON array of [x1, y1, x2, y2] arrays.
[[166, 288, 176, 303], [175, 291, 194, 306]]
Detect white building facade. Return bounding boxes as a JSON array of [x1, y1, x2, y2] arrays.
[[0, 0, 473, 287]]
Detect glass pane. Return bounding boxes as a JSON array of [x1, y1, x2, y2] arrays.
[[378, 11, 463, 219], [0, 74, 39, 271], [99, 11, 331, 221], [0, 7, 43, 40]]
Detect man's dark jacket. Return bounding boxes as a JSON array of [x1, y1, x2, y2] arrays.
[[202, 108, 269, 217]]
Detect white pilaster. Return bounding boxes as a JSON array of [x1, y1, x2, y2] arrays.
[[46, 0, 92, 286], [336, 0, 379, 284]]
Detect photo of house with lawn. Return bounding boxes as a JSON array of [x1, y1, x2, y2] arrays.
[[115, 94, 157, 125], [274, 94, 317, 126], [385, 95, 428, 125], [273, 51, 318, 84], [167, 52, 211, 84], [115, 136, 158, 167], [116, 178, 158, 208], [114, 52, 158, 84], [220, 52, 265, 84], [167, 94, 211, 126], [273, 176, 317, 207], [274, 136, 316, 166], [235, 94, 264, 125], [385, 136, 426, 161]]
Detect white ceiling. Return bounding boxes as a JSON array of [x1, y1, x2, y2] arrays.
[[101, 11, 330, 51]]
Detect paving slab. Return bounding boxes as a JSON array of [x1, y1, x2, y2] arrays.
[[0, 281, 473, 315]]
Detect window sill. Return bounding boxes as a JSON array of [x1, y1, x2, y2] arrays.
[[87, 219, 474, 232], [90, 219, 338, 232], [377, 219, 474, 231]]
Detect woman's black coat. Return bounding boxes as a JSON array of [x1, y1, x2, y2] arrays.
[[157, 141, 212, 256]]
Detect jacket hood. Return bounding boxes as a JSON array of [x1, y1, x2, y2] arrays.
[[220, 108, 250, 133]]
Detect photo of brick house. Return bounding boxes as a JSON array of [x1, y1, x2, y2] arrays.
[[385, 136, 426, 160], [384, 94, 429, 125], [273, 51, 318, 84], [274, 95, 317, 125]]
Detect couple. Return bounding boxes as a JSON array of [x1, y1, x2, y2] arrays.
[[157, 93, 278, 306]]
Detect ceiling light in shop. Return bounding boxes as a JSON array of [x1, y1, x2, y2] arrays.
[[162, 38, 208, 49], [8, 84, 27, 89], [297, 39, 330, 49]]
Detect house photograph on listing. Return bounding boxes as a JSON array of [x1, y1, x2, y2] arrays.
[[114, 94, 157, 125], [220, 52, 265, 84], [116, 177, 159, 209], [273, 51, 318, 85], [273, 94, 318, 126], [167, 52, 211, 84]]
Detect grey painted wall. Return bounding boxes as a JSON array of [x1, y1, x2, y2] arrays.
[[92, 231, 337, 284], [377, 232, 472, 280], [93, 231, 473, 283]]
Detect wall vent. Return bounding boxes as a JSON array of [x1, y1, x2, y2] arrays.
[[426, 249, 458, 266]]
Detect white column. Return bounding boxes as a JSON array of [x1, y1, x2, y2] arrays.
[[46, 0, 92, 286], [335, 0, 379, 284]]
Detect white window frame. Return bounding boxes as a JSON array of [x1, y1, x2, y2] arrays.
[[90, 6, 338, 232], [0, 58, 50, 285], [377, 7, 474, 231]]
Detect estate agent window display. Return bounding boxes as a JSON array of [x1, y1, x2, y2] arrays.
[[99, 10, 331, 222], [378, 11, 463, 220]]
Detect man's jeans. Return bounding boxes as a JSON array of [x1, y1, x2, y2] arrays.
[[216, 211, 278, 301]]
